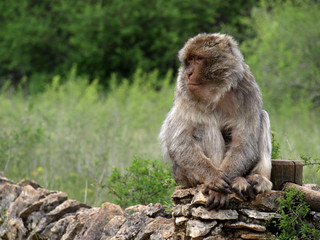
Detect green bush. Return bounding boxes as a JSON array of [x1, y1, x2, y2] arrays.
[[242, 0, 320, 107], [270, 186, 320, 239], [271, 131, 281, 159], [107, 158, 175, 208], [0, 0, 257, 88]]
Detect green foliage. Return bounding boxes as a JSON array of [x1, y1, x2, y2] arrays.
[[242, 0, 320, 107], [300, 154, 320, 168], [270, 186, 320, 239], [107, 158, 175, 208], [271, 131, 281, 159], [0, 0, 257, 88], [0, 69, 174, 206], [0, 126, 44, 176], [300, 154, 320, 184], [241, 0, 320, 183]]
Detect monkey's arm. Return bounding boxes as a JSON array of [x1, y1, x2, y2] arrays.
[[219, 116, 261, 181], [160, 114, 231, 194]]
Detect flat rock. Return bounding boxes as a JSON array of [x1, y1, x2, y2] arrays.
[[145, 203, 164, 217], [192, 206, 239, 220], [110, 211, 152, 239], [172, 204, 191, 217], [47, 199, 91, 220], [171, 187, 195, 204], [6, 218, 28, 240], [186, 219, 217, 238], [39, 215, 74, 240], [303, 184, 320, 192], [0, 176, 15, 185], [175, 216, 188, 226], [125, 204, 147, 215], [225, 221, 266, 232], [125, 203, 167, 218], [6, 184, 47, 219], [101, 215, 126, 239], [135, 217, 172, 240], [191, 187, 208, 206], [0, 183, 21, 211], [61, 207, 99, 240], [171, 187, 195, 199], [20, 191, 68, 219], [252, 191, 284, 211], [81, 202, 123, 240], [18, 179, 42, 189], [240, 209, 281, 220], [241, 232, 277, 240], [40, 192, 68, 212], [149, 218, 174, 240], [208, 223, 232, 240]]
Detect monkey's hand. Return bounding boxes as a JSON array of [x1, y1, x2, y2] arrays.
[[205, 170, 232, 195], [203, 188, 229, 210], [246, 174, 272, 194], [232, 177, 255, 200]]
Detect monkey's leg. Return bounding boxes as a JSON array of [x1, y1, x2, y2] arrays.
[[247, 110, 272, 193], [246, 174, 272, 193]]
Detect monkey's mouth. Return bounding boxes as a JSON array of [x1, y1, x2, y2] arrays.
[[187, 82, 203, 91], [187, 82, 202, 86]]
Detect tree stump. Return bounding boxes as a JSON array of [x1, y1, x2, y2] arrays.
[[271, 159, 303, 190]]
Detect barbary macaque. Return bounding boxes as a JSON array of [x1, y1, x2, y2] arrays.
[[159, 33, 272, 209]]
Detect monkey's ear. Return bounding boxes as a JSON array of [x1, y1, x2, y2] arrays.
[[230, 45, 244, 60], [226, 38, 244, 61], [178, 48, 188, 64], [178, 49, 184, 63]]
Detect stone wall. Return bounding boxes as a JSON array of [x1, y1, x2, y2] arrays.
[[0, 176, 319, 239], [171, 186, 282, 239], [0, 176, 173, 240]]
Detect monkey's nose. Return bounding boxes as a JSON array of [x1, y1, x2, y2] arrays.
[[188, 72, 193, 79]]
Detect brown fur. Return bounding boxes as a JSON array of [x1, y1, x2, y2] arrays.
[[159, 33, 272, 208]]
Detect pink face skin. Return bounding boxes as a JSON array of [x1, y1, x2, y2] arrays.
[[185, 55, 206, 91]]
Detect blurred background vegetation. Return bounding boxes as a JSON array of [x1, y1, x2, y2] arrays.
[[0, 0, 319, 206]]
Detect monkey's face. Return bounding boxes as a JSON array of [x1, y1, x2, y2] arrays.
[[181, 52, 221, 100], [178, 33, 245, 100], [185, 54, 207, 92]]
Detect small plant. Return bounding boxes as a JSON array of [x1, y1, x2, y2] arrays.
[[271, 131, 281, 159], [300, 154, 320, 169], [107, 157, 175, 208], [270, 186, 320, 240]]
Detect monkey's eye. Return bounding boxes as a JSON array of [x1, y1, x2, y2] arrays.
[[196, 56, 204, 61], [187, 56, 194, 62]]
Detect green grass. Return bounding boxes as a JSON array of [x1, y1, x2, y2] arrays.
[[0, 68, 174, 206], [1, 68, 320, 206], [263, 94, 320, 184]]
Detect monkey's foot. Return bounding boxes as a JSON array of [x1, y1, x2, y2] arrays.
[[246, 174, 272, 194], [205, 190, 229, 210], [231, 177, 255, 200]]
